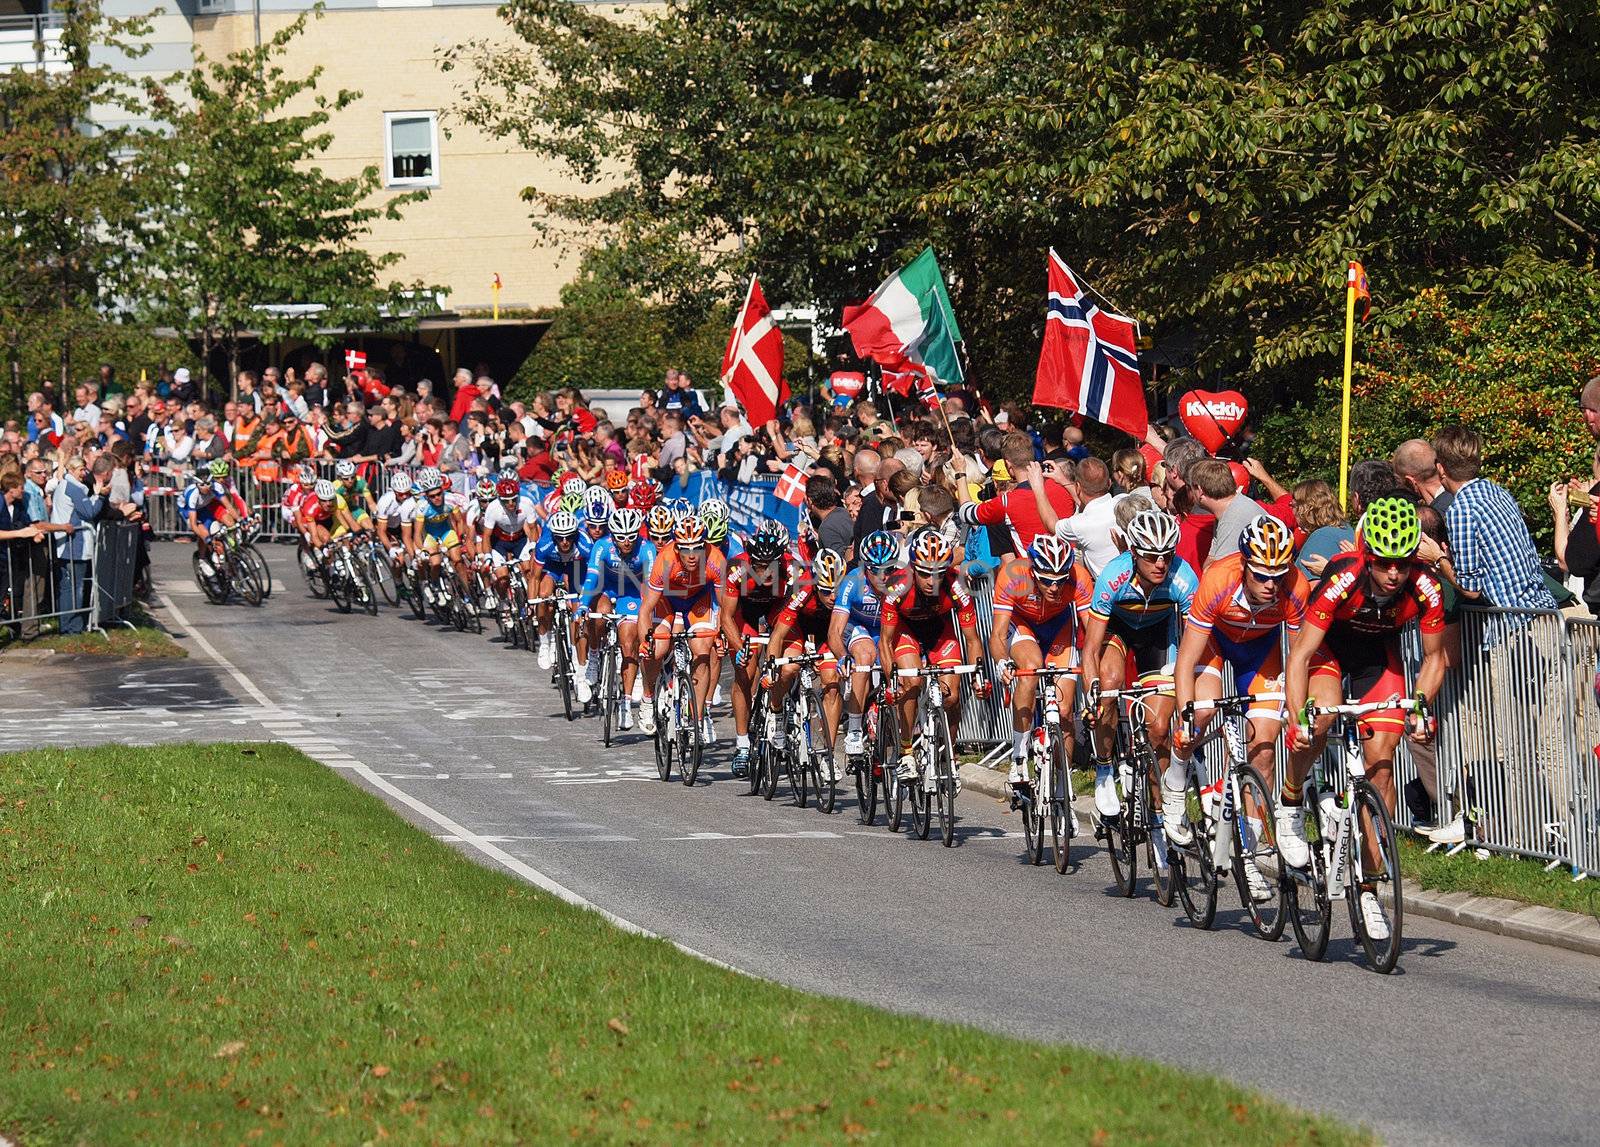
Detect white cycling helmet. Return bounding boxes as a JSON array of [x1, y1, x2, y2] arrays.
[[1125, 508, 1181, 556], [610, 507, 644, 539], [417, 470, 444, 494], [561, 477, 587, 499], [334, 459, 356, 480], [388, 471, 413, 496], [314, 479, 336, 502], [548, 509, 579, 538]]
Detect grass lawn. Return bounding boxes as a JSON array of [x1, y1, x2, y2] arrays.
[[1399, 833, 1599, 917], [2, 624, 185, 660], [0, 743, 1369, 1146]]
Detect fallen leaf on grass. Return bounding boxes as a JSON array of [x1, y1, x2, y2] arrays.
[[606, 1018, 629, 1037], [163, 935, 190, 949], [372, 1064, 391, 1078], [129, 915, 151, 931], [214, 1041, 246, 1059]]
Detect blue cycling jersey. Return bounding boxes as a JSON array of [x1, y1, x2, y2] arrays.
[[532, 529, 594, 581], [579, 536, 656, 610], [1088, 551, 1198, 628], [833, 568, 891, 634]]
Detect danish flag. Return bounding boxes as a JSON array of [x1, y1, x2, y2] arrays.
[[345, 349, 367, 372], [1032, 250, 1147, 439], [720, 274, 789, 426], [775, 462, 809, 507]]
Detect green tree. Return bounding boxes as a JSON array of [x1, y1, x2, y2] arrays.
[[137, 10, 436, 395], [0, 1, 152, 411]]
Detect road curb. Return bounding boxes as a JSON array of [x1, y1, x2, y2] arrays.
[[958, 762, 1600, 959]]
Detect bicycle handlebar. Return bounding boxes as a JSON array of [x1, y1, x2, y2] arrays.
[[1306, 696, 1424, 719], [896, 664, 980, 679], [1185, 691, 1286, 718], [1095, 683, 1173, 700], [1013, 666, 1080, 679], [770, 652, 829, 668]]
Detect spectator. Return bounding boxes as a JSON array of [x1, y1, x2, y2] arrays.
[[806, 472, 855, 558], [1291, 479, 1353, 578], [436, 418, 472, 478], [1, 472, 46, 637], [72, 383, 101, 431], [26, 393, 64, 447], [192, 417, 228, 462], [1392, 438, 1454, 515], [169, 366, 197, 404], [852, 452, 899, 555], [1550, 446, 1600, 613], [955, 430, 1074, 555], [51, 454, 110, 635], [236, 371, 262, 414], [1110, 448, 1150, 499], [1582, 373, 1600, 443], [1189, 458, 1270, 563], [356, 404, 403, 463], [1036, 454, 1121, 576], [1161, 437, 1213, 570]]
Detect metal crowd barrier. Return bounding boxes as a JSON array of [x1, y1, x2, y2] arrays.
[[144, 459, 413, 542], [2, 519, 142, 641]]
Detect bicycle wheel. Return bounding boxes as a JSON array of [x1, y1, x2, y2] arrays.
[[654, 685, 673, 782], [555, 626, 575, 721], [1348, 781, 1403, 974], [298, 543, 327, 599], [681, 686, 703, 787], [1104, 774, 1138, 898], [878, 707, 904, 833], [601, 648, 618, 748], [794, 736, 809, 808], [366, 546, 398, 606], [242, 545, 273, 599], [358, 559, 379, 616], [749, 696, 770, 797], [406, 566, 427, 620], [192, 550, 228, 604], [1231, 766, 1286, 941], [1021, 751, 1045, 866], [811, 696, 837, 815], [935, 706, 957, 847], [328, 559, 354, 614], [1049, 730, 1075, 874], [1287, 795, 1333, 961], [854, 741, 878, 825], [236, 560, 265, 607], [909, 738, 932, 841], [1175, 772, 1218, 929]]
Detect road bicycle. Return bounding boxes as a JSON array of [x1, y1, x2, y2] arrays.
[[747, 677, 778, 797], [297, 538, 328, 599], [401, 553, 428, 620], [1171, 693, 1286, 937], [652, 624, 704, 787], [529, 592, 581, 721], [1284, 696, 1423, 974], [1012, 666, 1080, 873], [595, 612, 624, 747], [1091, 682, 1176, 905], [896, 663, 979, 847], [844, 663, 890, 826], [353, 533, 398, 607], [504, 566, 536, 652], [324, 534, 377, 616], [192, 517, 266, 607], [769, 647, 838, 813]]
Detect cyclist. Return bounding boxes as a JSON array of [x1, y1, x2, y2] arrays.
[[990, 534, 1092, 790], [529, 508, 592, 671], [719, 518, 792, 777], [410, 469, 471, 608], [184, 459, 249, 574], [765, 549, 847, 768], [295, 478, 352, 558], [332, 459, 377, 532], [479, 476, 540, 620], [637, 515, 727, 740], [646, 504, 675, 549], [699, 499, 736, 707], [1169, 514, 1308, 900], [374, 470, 418, 584], [830, 530, 903, 758], [575, 506, 656, 728], [1080, 507, 1198, 819], [878, 529, 989, 783], [1283, 496, 1445, 939], [281, 464, 318, 539], [603, 468, 631, 506]]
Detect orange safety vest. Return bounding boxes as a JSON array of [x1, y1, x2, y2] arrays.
[[231, 416, 261, 454]]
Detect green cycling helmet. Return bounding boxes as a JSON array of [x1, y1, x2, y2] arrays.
[[559, 491, 585, 514], [207, 458, 230, 479], [1360, 496, 1421, 560], [702, 513, 728, 544]]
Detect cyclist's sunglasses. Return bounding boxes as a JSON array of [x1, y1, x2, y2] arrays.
[[678, 542, 705, 555], [1036, 573, 1072, 588], [1133, 549, 1174, 562], [1246, 566, 1291, 584]]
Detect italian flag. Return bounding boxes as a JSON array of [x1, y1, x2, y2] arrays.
[[841, 246, 964, 385]]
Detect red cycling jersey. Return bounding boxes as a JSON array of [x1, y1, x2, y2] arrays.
[[723, 555, 790, 610], [881, 574, 979, 631], [776, 583, 831, 631], [1303, 553, 1445, 640]]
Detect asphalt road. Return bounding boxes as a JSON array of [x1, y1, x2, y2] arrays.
[[5, 542, 1598, 1146]]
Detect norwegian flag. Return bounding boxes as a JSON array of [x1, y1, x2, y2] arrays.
[[1032, 250, 1147, 439], [775, 462, 809, 507], [883, 364, 942, 412], [720, 274, 789, 426], [345, 349, 367, 372]]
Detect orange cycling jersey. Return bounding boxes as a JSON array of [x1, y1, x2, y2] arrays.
[[991, 557, 1094, 627], [647, 543, 728, 603], [1186, 552, 1310, 643]]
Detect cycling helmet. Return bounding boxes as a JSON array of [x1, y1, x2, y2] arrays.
[[1239, 513, 1295, 574], [583, 497, 611, 527], [584, 484, 612, 513], [561, 477, 587, 500], [674, 516, 707, 550], [548, 509, 579, 538], [297, 465, 317, 489], [540, 489, 562, 517], [559, 491, 585, 514], [496, 477, 520, 501], [630, 479, 661, 510], [699, 497, 729, 524], [389, 472, 413, 496], [334, 459, 356, 481], [671, 496, 694, 519], [417, 470, 444, 494], [1360, 496, 1421, 560], [474, 476, 496, 502], [813, 549, 847, 592], [702, 510, 729, 545], [1029, 533, 1076, 579], [499, 465, 519, 482], [910, 529, 954, 572], [604, 469, 629, 493], [1125, 508, 1181, 556], [647, 504, 675, 541], [610, 507, 644, 539], [747, 518, 790, 564], [861, 530, 899, 570], [207, 458, 229, 479], [314, 479, 336, 502]]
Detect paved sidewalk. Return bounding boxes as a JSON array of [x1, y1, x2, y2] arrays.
[[958, 761, 1600, 959]]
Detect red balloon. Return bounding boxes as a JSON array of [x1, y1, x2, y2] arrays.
[[1178, 389, 1249, 454]]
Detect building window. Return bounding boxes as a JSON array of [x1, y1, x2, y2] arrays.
[[384, 111, 439, 188]]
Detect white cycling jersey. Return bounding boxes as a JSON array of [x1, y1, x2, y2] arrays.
[[482, 496, 538, 541], [375, 490, 417, 531]]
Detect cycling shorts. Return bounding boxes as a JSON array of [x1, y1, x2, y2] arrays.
[[784, 612, 833, 657], [422, 527, 460, 552], [1009, 612, 1079, 670], [1198, 631, 1286, 721], [1310, 630, 1407, 736], [489, 537, 532, 564], [843, 622, 881, 654], [540, 563, 581, 589], [893, 616, 962, 669], [591, 593, 642, 621], [1105, 615, 1177, 685], [653, 594, 717, 638], [736, 598, 784, 642]]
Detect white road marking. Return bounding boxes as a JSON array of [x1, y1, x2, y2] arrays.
[[668, 830, 844, 841], [167, 607, 737, 973]]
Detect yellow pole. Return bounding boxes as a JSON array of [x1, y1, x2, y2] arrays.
[[493, 275, 501, 321], [1338, 262, 1358, 511]]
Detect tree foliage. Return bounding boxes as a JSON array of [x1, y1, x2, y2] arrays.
[[453, 0, 1600, 399], [137, 11, 437, 390]]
